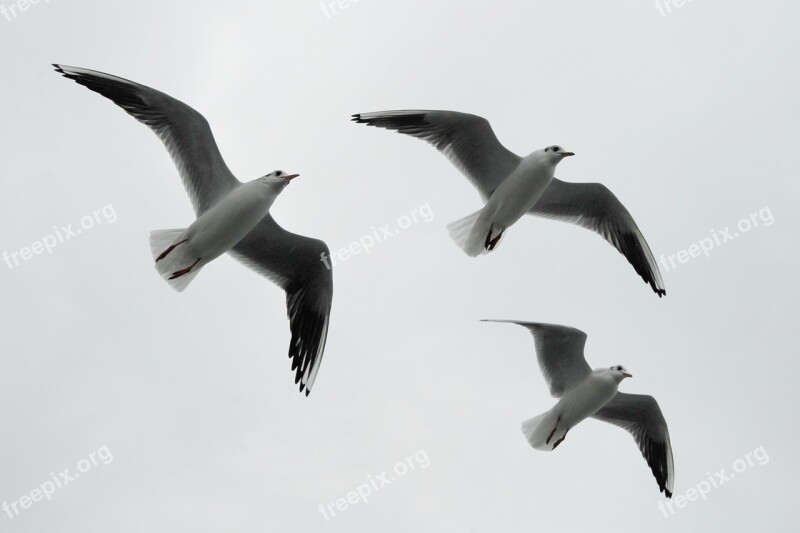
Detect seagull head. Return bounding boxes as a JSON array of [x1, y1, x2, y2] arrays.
[[542, 145, 575, 164], [258, 170, 300, 191], [609, 365, 633, 380]]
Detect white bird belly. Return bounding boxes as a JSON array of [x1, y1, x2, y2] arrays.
[[185, 184, 271, 262], [485, 165, 553, 229], [555, 375, 619, 429]]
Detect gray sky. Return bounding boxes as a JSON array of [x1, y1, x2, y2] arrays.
[[1, 0, 798, 531]]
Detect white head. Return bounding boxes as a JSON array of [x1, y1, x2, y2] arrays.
[[608, 365, 633, 382], [256, 170, 300, 193], [539, 145, 575, 166]]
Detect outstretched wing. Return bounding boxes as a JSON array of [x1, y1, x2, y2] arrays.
[[592, 392, 675, 498], [352, 110, 521, 199], [482, 320, 591, 397], [230, 215, 333, 396], [528, 179, 666, 297], [54, 64, 239, 214]]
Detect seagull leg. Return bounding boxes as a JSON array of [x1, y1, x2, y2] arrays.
[[169, 258, 201, 280], [552, 429, 569, 450], [485, 227, 505, 251], [156, 239, 188, 262], [546, 416, 561, 445]]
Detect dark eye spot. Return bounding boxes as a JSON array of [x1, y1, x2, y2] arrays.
[[554, 146, 560, 152], [276, 171, 282, 176]]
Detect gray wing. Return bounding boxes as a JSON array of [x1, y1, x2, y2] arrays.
[[229, 215, 333, 396], [54, 64, 239, 214], [352, 110, 521, 199], [482, 320, 591, 397], [592, 392, 675, 498], [527, 179, 666, 297]]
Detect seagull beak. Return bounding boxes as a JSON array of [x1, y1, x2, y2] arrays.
[[562, 152, 575, 157], [283, 174, 300, 181], [622, 372, 633, 378]]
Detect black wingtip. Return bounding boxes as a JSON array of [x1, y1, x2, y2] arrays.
[[664, 488, 673, 498], [649, 280, 667, 298]]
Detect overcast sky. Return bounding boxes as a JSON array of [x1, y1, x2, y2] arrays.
[[1, 1, 798, 531]]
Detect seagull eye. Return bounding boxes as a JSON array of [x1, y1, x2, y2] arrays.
[[275, 171, 282, 176], [553, 146, 560, 152]]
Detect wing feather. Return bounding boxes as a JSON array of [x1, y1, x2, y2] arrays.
[[54, 64, 238, 213], [529, 179, 666, 296], [592, 392, 675, 497], [230, 215, 333, 396], [352, 110, 520, 199], [483, 320, 592, 397]]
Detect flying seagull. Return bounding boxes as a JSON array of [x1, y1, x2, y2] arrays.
[[483, 319, 674, 497], [353, 110, 665, 297], [54, 64, 332, 396]]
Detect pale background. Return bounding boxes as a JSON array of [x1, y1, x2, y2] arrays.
[[0, 1, 798, 531]]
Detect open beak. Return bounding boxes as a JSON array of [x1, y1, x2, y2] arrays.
[[283, 174, 300, 181], [562, 152, 575, 157], [622, 372, 633, 378]]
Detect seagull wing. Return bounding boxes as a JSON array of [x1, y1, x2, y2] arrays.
[[527, 179, 665, 296], [229, 215, 333, 396], [592, 392, 675, 497], [482, 320, 591, 397], [54, 64, 239, 214], [352, 110, 521, 199]]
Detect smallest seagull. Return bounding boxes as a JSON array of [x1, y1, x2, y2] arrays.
[[483, 320, 674, 498]]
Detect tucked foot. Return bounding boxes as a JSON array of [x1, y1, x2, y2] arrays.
[[552, 429, 569, 450], [169, 258, 201, 280], [484, 228, 504, 251], [156, 239, 188, 262], [546, 416, 561, 445]]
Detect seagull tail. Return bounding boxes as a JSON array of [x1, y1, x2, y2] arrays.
[[149, 228, 203, 292], [446, 208, 495, 257], [521, 410, 563, 452]]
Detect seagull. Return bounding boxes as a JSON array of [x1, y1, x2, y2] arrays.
[[54, 64, 332, 396], [353, 110, 665, 297], [483, 319, 674, 497]]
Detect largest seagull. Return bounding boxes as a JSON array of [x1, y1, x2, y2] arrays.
[[54, 65, 332, 396], [353, 110, 665, 297]]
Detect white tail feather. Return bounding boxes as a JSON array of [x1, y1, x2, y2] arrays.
[[149, 229, 203, 292], [446, 209, 496, 257], [521, 410, 564, 452], [149, 229, 186, 261]]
